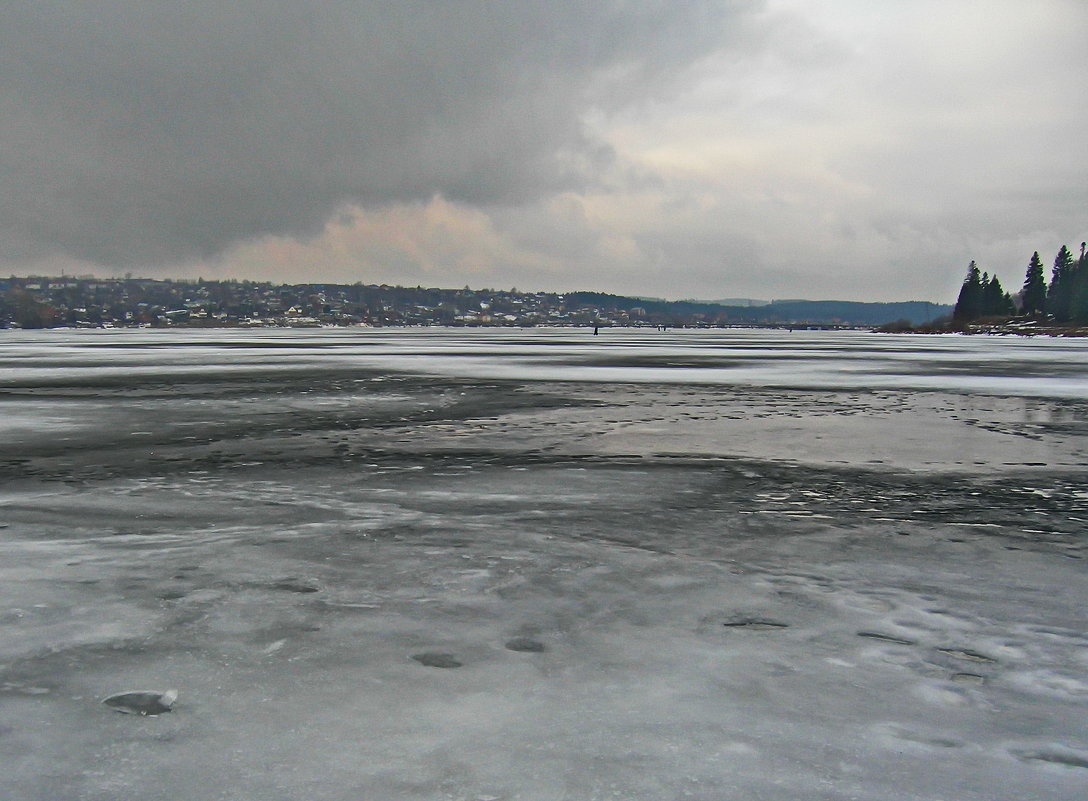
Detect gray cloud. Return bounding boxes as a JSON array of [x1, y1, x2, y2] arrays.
[[0, 1, 755, 266], [3, 1, 1085, 303]]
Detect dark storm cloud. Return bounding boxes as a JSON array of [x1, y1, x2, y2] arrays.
[[0, 1, 755, 266]]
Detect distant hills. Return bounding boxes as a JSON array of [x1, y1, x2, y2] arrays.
[[728, 299, 950, 326], [568, 292, 950, 327], [1, 275, 951, 329], [685, 297, 771, 308]]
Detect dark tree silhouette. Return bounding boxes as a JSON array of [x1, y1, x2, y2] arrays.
[[1069, 244, 1088, 324], [1048, 245, 1075, 322], [953, 261, 983, 321], [982, 274, 1014, 317], [1021, 252, 1047, 316], [949, 244, 1088, 327]]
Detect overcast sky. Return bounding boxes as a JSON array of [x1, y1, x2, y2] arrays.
[[2, 1, 1085, 301]]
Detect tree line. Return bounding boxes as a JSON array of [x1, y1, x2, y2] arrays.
[[953, 243, 1088, 324]]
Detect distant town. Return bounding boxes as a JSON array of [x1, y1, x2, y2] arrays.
[[0, 275, 949, 331]]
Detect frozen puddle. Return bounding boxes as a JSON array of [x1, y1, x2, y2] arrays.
[[411, 652, 463, 669], [101, 689, 178, 716], [504, 637, 546, 652]]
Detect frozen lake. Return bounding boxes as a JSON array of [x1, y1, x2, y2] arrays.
[[2, 328, 1087, 800]]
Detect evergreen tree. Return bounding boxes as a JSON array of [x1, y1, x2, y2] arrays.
[[983, 274, 1014, 317], [1048, 245, 1075, 322], [1021, 252, 1047, 316], [1070, 244, 1088, 324], [953, 261, 983, 321]]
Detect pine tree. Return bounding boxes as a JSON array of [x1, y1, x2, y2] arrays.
[[1021, 252, 1047, 316], [1048, 245, 1075, 322], [983, 274, 1013, 317], [1070, 244, 1088, 324], [953, 261, 983, 321]]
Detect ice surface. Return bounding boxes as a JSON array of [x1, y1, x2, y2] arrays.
[[1, 328, 1086, 800]]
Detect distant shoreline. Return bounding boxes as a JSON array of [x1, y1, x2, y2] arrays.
[[0, 276, 950, 330], [880, 320, 1088, 337], [5, 320, 1086, 336]]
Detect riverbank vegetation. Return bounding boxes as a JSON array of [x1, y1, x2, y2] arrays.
[[951, 243, 1088, 328]]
